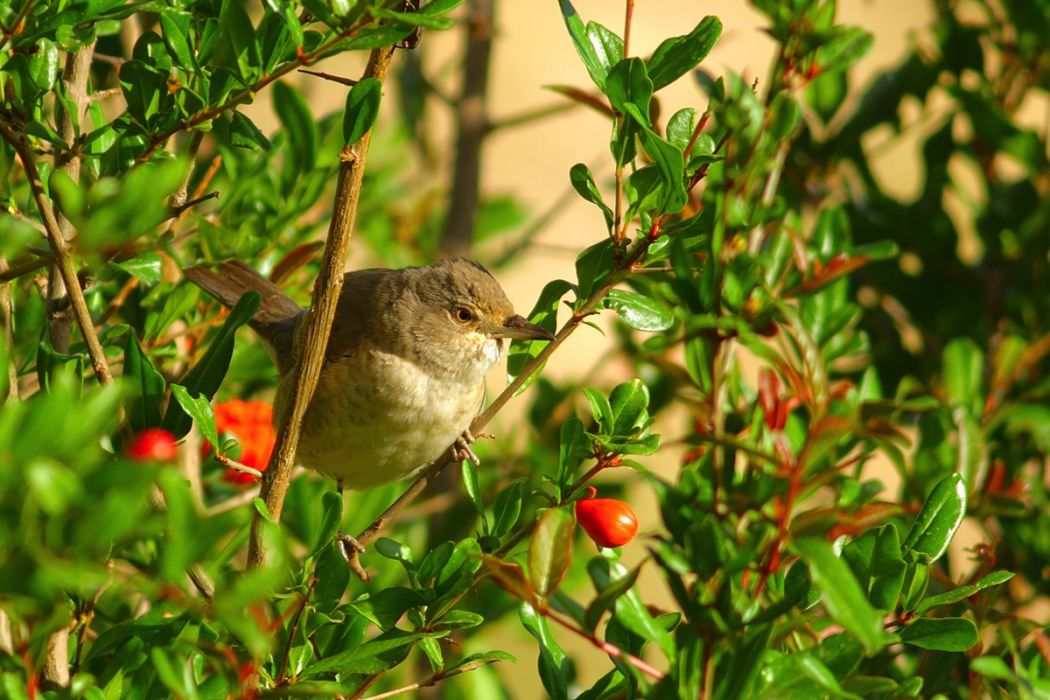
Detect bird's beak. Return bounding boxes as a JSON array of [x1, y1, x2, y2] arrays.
[[488, 314, 555, 341]]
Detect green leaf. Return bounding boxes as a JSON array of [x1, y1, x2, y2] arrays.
[[585, 22, 623, 78], [557, 416, 587, 499], [519, 603, 570, 700], [507, 279, 572, 393], [638, 127, 687, 213], [942, 338, 984, 414], [312, 489, 343, 555], [460, 459, 487, 531], [913, 570, 1014, 615], [868, 524, 906, 611], [229, 111, 271, 150], [159, 11, 194, 68], [970, 656, 1015, 682], [169, 384, 218, 447], [902, 473, 966, 563], [119, 59, 168, 128], [605, 57, 652, 126], [342, 77, 382, 146], [273, 81, 318, 186], [352, 587, 426, 630], [575, 239, 616, 300], [302, 630, 446, 677], [646, 16, 721, 91], [557, 0, 610, 89], [313, 541, 350, 613], [814, 26, 873, 75], [793, 538, 887, 655], [528, 508, 574, 598], [608, 378, 649, 436], [604, 289, 674, 332], [569, 163, 614, 230], [584, 562, 641, 631], [161, 291, 259, 438], [374, 6, 453, 29], [491, 478, 525, 537], [122, 330, 166, 431], [582, 387, 614, 437], [898, 616, 978, 651]]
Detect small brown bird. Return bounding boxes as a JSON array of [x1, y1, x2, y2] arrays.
[[184, 259, 552, 489]]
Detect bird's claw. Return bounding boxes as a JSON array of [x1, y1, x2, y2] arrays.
[[452, 429, 481, 466]]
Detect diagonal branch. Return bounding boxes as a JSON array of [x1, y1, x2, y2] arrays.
[[0, 120, 113, 386], [246, 45, 396, 568]]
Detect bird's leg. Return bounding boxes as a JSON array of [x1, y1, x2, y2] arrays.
[[451, 427, 481, 465], [334, 478, 370, 582]]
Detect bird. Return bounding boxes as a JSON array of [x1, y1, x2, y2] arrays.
[[183, 258, 553, 490]]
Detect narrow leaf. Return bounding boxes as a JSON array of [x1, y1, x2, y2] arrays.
[[793, 538, 887, 654]]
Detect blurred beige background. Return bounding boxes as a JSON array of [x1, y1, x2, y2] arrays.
[[242, 2, 959, 696]]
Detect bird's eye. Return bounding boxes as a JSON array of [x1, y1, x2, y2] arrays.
[[452, 307, 475, 323]]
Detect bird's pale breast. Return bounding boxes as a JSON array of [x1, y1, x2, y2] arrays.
[[295, 348, 485, 488]]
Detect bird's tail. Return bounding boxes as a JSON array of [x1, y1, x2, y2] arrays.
[[183, 260, 302, 365]]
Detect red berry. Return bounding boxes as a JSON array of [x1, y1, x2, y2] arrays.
[[126, 428, 178, 462], [575, 487, 639, 548]]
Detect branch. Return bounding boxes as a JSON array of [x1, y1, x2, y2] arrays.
[[246, 45, 396, 568], [438, 0, 494, 256], [47, 40, 96, 354], [0, 121, 113, 386]]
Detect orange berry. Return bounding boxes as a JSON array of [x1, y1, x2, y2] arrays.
[[126, 428, 178, 462], [575, 487, 639, 548]]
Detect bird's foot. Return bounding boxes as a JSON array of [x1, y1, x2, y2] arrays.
[[337, 532, 370, 583], [452, 428, 482, 465]]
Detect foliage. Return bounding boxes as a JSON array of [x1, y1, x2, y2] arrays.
[[0, 0, 1047, 698]]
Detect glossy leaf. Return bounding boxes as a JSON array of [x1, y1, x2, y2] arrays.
[[520, 603, 571, 700], [604, 289, 674, 332], [169, 384, 218, 448], [913, 570, 1014, 615], [899, 616, 978, 651], [646, 16, 722, 90], [902, 473, 966, 563], [569, 163, 614, 230], [528, 508, 574, 598], [122, 331, 165, 431], [557, 0, 610, 89], [343, 77, 382, 146]]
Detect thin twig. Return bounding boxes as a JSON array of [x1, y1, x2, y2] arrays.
[[246, 45, 396, 568], [168, 191, 219, 220], [214, 452, 264, 480], [545, 606, 664, 680], [299, 69, 358, 87], [359, 658, 506, 699], [0, 122, 112, 385], [0, 254, 51, 282]]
